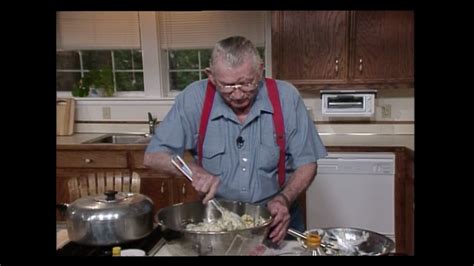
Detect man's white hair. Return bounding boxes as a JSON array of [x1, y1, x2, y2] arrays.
[[210, 36, 263, 73]]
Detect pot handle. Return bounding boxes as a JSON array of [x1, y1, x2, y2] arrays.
[[56, 203, 69, 218], [192, 243, 213, 256], [104, 190, 118, 201]]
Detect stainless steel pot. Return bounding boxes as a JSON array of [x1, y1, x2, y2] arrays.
[[156, 200, 272, 256], [63, 191, 154, 246]]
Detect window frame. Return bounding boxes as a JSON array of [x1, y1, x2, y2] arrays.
[[57, 11, 272, 105]]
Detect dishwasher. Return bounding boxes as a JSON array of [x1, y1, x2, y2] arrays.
[[306, 152, 396, 243]]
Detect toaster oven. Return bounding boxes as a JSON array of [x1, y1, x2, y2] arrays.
[[320, 89, 377, 117]]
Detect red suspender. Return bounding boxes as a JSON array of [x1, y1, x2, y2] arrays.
[[198, 81, 216, 166], [199, 78, 286, 187], [265, 78, 286, 188]]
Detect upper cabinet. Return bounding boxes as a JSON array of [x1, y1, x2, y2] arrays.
[[349, 11, 414, 84], [271, 11, 349, 84], [271, 11, 414, 90]]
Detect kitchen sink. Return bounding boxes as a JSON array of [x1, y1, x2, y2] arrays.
[[82, 133, 152, 144]]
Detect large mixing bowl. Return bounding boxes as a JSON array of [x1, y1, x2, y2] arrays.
[[297, 227, 395, 256], [156, 200, 272, 256]]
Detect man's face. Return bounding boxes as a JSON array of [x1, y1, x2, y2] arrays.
[[209, 58, 262, 114]]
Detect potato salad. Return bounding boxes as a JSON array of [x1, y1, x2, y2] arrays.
[[186, 211, 266, 232]]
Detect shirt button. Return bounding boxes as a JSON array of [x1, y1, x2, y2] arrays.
[[242, 158, 248, 162], [242, 168, 246, 172], [242, 187, 246, 191]]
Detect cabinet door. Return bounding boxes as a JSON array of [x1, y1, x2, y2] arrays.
[[350, 11, 414, 83], [174, 178, 200, 204], [136, 170, 173, 217], [272, 11, 349, 85]]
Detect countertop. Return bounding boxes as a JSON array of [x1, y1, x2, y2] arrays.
[[57, 133, 414, 151], [154, 240, 305, 256]]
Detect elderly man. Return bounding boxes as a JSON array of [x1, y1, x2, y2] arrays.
[[144, 35, 327, 244]]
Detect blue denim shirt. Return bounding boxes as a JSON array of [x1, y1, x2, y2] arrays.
[[146, 79, 327, 204]]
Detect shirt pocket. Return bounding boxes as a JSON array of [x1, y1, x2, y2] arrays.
[[202, 144, 225, 176], [258, 142, 280, 177]]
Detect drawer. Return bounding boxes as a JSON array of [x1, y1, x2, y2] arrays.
[[57, 151, 128, 168], [130, 150, 146, 169]]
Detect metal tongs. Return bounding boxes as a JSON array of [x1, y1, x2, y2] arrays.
[[171, 155, 227, 215]]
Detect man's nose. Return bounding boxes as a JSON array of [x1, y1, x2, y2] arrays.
[[230, 88, 245, 100]]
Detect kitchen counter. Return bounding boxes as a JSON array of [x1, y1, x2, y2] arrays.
[[57, 133, 104, 145], [154, 240, 305, 256], [57, 133, 148, 150], [57, 133, 414, 151], [321, 133, 413, 150]]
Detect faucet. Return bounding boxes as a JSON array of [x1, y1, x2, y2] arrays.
[[148, 112, 157, 135]]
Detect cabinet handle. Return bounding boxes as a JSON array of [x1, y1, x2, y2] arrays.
[[335, 59, 339, 73], [161, 182, 165, 194], [359, 59, 363, 72], [181, 183, 186, 195], [84, 158, 93, 164]]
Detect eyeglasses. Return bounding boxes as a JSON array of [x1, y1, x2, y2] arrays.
[[216, 80, 259, 94]]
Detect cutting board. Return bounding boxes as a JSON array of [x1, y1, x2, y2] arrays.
[[57, 98, 75, 136]]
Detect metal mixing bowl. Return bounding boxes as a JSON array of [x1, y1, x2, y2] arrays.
[[298, 227, 395, 256], [156, 200, 272, 256]]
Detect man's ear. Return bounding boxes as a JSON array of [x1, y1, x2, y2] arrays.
[[258, 63, 264, 78], [204, 67, 215, 84]]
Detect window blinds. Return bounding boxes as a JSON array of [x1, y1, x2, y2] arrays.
[[56, 11, 141, 50], [158, 11, 265, 49]]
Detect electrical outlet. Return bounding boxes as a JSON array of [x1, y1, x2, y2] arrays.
[[102, 107, 111, 119], [381, 104, 391, 118]]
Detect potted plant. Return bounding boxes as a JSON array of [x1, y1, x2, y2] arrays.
[[72, 68, 114, 97]]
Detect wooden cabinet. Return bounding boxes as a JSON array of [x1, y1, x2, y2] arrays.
[[271, 11, 414, 90], [174, 178, 200, 203], [349, 11, 414, 84], [272, 11, 349, 84], [56, 147, 200, 221], [56, 151, 128, 168]]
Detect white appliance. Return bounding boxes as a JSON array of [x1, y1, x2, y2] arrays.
[[320, 90, 376, 117], [307, 152, 395, 243]]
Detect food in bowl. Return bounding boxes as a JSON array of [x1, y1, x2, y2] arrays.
[[157, 200, 273, 255], [185, 210, 267, 232]]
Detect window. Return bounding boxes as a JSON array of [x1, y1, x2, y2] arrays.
[[158, 11, 266, 95], [166, 47, 266, 92], [56, 12, 144, 96], [56, 49, 144, 93], [56, 11, 269, 99], [167, 49, 211, 91]]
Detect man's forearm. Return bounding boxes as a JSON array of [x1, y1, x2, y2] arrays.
[[280, 162, 318, 204], [143, 151, 182, 176]]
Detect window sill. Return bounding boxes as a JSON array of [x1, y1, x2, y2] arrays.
[[72, 97, 175, 102]]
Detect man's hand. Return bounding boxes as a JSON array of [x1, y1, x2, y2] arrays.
[[189, 166, 221, 204], [267, 194, 291, 244]]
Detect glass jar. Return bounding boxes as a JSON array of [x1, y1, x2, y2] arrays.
[[301, 233, 326, 256]]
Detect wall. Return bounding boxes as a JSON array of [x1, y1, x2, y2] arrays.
[[72, 88, 414, 135]]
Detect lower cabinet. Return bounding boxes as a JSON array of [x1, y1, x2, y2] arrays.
[[56, 148, 200, 221], [174, 178, 200, 203], [57, 143, 413, 255]]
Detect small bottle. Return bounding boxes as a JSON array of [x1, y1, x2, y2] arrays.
[[301, 233, 326, 256], [112, 246, 122, 257]]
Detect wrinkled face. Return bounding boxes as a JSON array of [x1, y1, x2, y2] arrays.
[[208, 57, 263, 113]]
